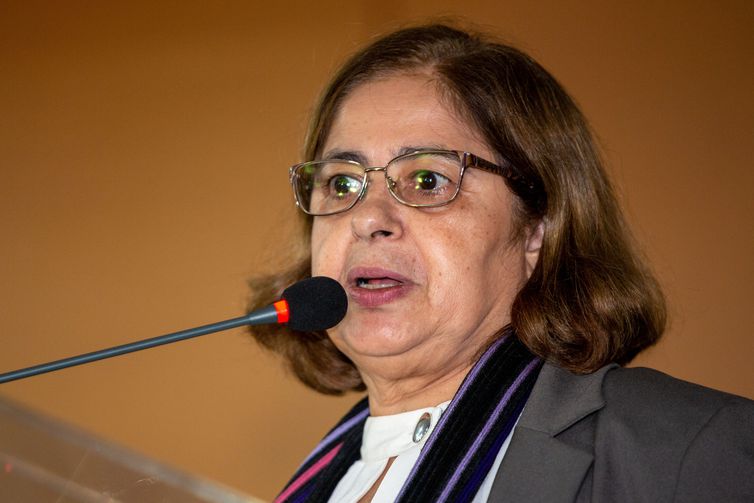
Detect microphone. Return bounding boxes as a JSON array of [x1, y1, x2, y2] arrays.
[[279, 275, 348, 331], [0, 276, 347, 384]]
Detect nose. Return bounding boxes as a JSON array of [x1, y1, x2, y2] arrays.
[[350, 170, 404, 240]]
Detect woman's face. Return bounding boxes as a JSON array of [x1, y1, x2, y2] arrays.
[[311, 74, 537, 384]]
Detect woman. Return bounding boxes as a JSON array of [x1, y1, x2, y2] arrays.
[[249, 24, 754, 502]]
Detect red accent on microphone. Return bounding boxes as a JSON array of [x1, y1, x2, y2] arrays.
[[274, 299, 290, 323]]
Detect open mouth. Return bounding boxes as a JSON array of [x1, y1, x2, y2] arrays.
[[355, 277, 403, 290], [347, 268, 412, 307]]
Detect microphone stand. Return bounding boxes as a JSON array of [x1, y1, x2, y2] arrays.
[[0, 306, 279, 384]]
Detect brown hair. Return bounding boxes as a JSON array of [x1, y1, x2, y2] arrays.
[[248, 24, 666, 394]]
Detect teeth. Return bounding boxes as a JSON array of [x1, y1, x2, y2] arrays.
[[361, 283, 391, 290], [356, 277, 400, 289]]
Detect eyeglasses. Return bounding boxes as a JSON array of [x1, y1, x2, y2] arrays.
[[289, 149, 537, 216]]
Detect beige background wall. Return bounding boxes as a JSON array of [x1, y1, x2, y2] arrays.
[[1, 1, 751, 500]]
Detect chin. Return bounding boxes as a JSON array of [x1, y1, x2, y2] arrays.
[[330, 322, 420, 360]]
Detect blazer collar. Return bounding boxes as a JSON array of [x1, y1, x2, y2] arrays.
[[488, 362, 617, 502], [518, 362, 614, 435]]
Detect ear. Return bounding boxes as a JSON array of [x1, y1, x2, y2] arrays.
[[524, 220, 544, 278]]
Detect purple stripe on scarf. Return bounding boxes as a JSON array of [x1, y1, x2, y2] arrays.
[[457, 391, 529, 501], [299, 406, 369, 468], [437, 357, 541, 501], [395, 335, 509, 501], [290, 483, 315, 503]]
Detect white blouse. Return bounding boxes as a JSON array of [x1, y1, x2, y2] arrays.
[[328, 401, 517, 503]]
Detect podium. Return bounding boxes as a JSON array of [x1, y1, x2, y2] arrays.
[[0, 395, 263, 502]]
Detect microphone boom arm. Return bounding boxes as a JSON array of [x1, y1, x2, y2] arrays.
[[0, 305, 279, 384]]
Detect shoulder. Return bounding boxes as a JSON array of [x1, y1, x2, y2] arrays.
[[601, 366, 754, 429], [596, 366, 754, 501]]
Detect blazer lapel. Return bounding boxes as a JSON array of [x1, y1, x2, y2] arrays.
[[490, 426, 593, 502], [488, 363, 617, 502]]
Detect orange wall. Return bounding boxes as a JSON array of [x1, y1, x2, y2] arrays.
[[1, 1, 752, 500]]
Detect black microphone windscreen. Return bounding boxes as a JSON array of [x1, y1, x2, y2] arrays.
[[281, 277, 348, 331]]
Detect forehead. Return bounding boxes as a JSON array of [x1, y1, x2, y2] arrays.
[[322, 74, 492, 160]]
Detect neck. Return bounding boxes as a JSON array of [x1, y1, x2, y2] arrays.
[[361, 360, 473, 416]]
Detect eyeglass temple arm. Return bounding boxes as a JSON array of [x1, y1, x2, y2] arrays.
[[465, 152, 536, 191]]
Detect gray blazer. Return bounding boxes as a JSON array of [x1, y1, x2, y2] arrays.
[[489, 363, 754, 502]]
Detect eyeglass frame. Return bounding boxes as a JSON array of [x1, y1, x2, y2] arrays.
[[288, 149, 540, 216]]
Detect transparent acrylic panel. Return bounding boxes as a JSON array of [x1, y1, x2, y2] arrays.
[[0, 395, 263, 502]]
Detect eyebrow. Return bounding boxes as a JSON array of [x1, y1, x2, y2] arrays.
[[321, 150, 365, 164], [320, 144, 450, 165]]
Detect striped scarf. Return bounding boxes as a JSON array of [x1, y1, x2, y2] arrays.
[[275, 331, 542, 503]]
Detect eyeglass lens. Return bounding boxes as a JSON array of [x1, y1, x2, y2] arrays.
[[294, 151, 463, 215]]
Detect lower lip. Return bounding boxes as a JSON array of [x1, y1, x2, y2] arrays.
[[347, 283, 413, 308]]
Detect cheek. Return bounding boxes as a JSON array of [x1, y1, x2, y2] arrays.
[[310, 221, 327, 275], [310, 219, 343, 277], [418, 218, 485, 297], [422, 209, 522, 300]]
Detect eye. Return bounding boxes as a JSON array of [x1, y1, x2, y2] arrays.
[[411, 169, 451, 191], [329, 174, 362, 199]]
